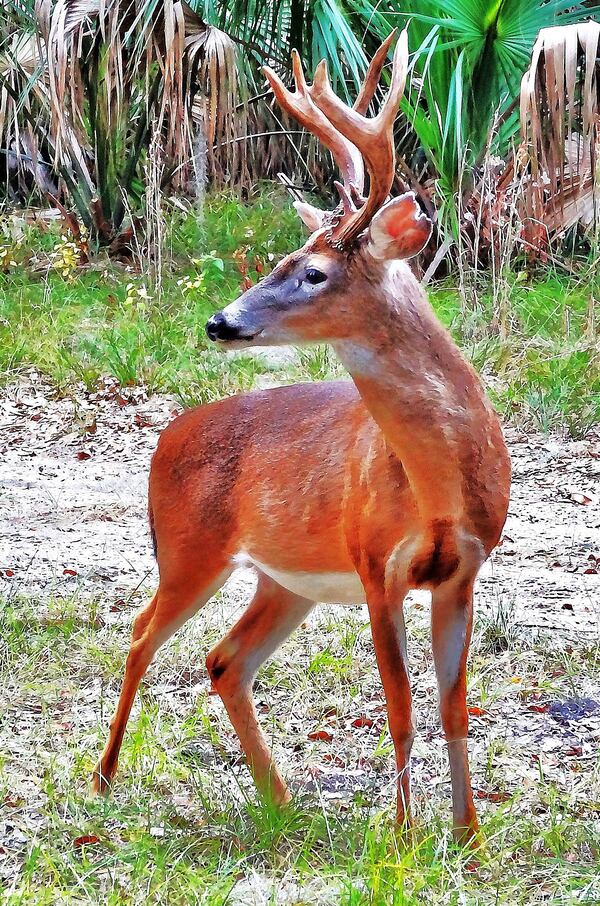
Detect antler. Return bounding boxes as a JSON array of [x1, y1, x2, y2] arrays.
[[264, 30, 408, 247], [310, 29, 408, 245], [353, 29, 397, 116], [264, 52, 365, 194]]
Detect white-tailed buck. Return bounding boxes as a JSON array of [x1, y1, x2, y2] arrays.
[[94, 30, 511, 843]]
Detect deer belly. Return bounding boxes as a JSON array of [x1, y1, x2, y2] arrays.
[[238, 554, 366, 604]]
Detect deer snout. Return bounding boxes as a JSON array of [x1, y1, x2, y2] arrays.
[[205, 311, 238, 342], [206, 296, 270, 345]]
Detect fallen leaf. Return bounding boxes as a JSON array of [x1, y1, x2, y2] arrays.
[[565, 746, 583, 757], [308, 729, 333, 742], [475, 789, 510, 803], [351, 716, 374, 729], [323, 754, 346, 767], [76, 451, 91, 461], [63, 568, 78, 576], [568, 491, 594, 505], [468, 706, 488, 717], [4, 569, 14, 577], [73, 834, 100, 847], [528, 703, 549, 713]]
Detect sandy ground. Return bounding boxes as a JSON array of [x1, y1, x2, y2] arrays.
[[1, 373, 600, 902], [1, 371, 599, 637]]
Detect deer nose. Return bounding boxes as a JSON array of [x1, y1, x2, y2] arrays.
[[206, 312, 237, 342]]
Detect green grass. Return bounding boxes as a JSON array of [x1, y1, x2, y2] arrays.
[[1, 186, 598, 433], [0, 593, 598, 904]]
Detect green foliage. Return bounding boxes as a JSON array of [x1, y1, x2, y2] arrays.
[[389, 0, 596, 235], [0, 189, 303, 403], [431, 274, 600, 436], [0, 189, 598, 434]]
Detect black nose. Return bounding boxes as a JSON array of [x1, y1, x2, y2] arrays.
[[206, 312, 238, 342]]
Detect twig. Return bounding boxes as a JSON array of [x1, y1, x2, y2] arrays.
[[422, 236, 453, 285]]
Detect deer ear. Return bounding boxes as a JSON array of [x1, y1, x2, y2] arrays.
[[294, 200, 326, 233], [366, 193, 432, 261]]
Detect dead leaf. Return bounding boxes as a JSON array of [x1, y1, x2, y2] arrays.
[[73, 834, 100, 847], [308, 729, 333, 742], [467, 706, 488, 717], [351, 716, 374, 729], [568, 491, 594, 505], [475, 789, 510, 803], [565, 746, 583, 756], [63, 568, 78, 576], [76, 451, 91, 461], [323, 754, 346, 767]]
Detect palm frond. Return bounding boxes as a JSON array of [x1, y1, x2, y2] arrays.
[[519, 21, 600, 243]]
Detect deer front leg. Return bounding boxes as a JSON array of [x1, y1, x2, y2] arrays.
[[364, 579, 413, 828], [431, 580, 479, 844]]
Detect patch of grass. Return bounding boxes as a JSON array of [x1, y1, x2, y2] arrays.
[[1, 592, 599, 903], [1, 187, 598, 434], [430, 273, 600, 436]]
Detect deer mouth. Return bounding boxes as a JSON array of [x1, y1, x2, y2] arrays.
[[216, 330, 264, 348]]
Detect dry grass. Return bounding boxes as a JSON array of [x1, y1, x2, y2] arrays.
[[1, 580, 599, 904]]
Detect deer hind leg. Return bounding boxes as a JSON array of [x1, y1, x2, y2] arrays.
[[431, 579, 478, 844], [92, 561, 231, 794], [206, 572, 314, 806], [362, 574, 413, 828]]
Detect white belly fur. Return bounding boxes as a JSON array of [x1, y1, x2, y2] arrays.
[[238, 553, 365, 604]]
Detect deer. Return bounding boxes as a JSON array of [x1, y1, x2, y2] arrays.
[[93, 29, 511, 845]]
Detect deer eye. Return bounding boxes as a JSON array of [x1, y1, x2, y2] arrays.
[[304, 267, 327, 285]]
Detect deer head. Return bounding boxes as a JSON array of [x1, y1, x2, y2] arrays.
[[205, 30, 432, 348]]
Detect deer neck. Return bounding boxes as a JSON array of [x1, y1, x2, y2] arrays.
[[334, 262, 493, 526]]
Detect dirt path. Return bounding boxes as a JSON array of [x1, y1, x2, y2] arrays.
[[1, 372, 599, 636]]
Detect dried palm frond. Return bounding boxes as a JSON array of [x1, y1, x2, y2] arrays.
[[519, 21, 600, 248], [186, 4, 247, 186], [2, 0, 239, 240], [0, 27, 52, 197]]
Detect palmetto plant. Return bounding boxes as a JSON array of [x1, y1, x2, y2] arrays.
[[388, 0, 598, 237], [0, 0, 236, 243], [194, 0, 395, 191], [1, 0, 598, 250], [198, 0, 598, 236]]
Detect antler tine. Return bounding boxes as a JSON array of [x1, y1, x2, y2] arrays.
[[353, 29, 397, 116], [333, 180, 356, 216], [263, 53, 364, 193], [310, 29, 409, 245]]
